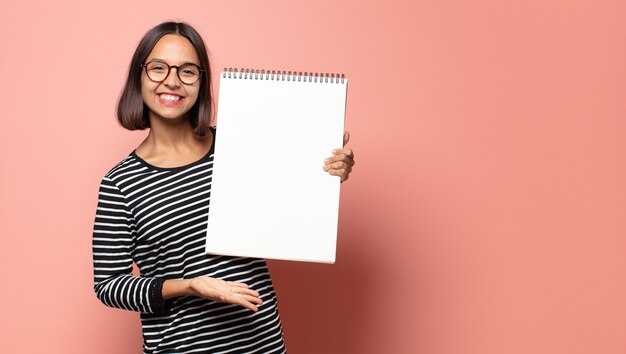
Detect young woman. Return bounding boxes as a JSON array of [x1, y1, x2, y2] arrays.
[[92, 21, 355, 353]]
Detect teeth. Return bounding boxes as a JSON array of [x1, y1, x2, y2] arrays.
[[159, 94, 181, 102]]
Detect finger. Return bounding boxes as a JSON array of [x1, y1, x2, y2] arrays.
[[333, 148, 354, 158], [324, 161, 353, 173], [245, 303, 259, 312], [328, 168, 349, 180], [325, 166, 352, 176], [328, 161, 352, 171], [233, 297, 259, 312], [324, 154, 354, 166], [238, 294, 264, 305], [232, 287, 260, 298], [227, 281, 250, 289], [343, 131, 350, 147]]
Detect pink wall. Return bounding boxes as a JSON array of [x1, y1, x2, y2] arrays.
[[1, 0, 625, 353]]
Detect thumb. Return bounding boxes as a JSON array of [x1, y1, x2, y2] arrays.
[[343, 131, 350, 147]]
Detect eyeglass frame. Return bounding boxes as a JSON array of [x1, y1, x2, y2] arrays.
[[141, 60, 205, 85]]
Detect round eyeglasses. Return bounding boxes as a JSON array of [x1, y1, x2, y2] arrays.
[[141, 61, 204, 85]]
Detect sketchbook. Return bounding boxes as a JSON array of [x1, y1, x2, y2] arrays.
[[205, 68, 348, 263]]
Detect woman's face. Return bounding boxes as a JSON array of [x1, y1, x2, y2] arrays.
[[141, 34, 201, 123]]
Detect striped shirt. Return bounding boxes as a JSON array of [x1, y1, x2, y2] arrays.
[[92, 128, 286, 353]]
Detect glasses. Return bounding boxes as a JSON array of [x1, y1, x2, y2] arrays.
[[141, 61, 204, 85]]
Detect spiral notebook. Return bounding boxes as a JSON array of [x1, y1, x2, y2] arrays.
[[205, 68, 348, 263]]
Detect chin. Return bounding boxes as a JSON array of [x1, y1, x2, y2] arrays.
[[149, 110, 189, 122]]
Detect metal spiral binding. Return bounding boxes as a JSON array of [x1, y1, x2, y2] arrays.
[[222, 68, 345, 84]]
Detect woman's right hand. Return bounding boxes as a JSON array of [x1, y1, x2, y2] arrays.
[[188, 276, 263, 312]]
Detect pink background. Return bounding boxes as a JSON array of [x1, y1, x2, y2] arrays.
[[1, 0, 626, 353]]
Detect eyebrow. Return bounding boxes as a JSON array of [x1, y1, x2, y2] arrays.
[[147, 58, 201, 66]]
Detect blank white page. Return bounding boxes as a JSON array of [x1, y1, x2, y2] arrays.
[[206, 70, 347, 263]]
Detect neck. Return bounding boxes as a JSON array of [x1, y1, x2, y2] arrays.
[[143, 114, 199, 152]]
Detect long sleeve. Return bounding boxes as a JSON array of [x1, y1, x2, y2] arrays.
[[92, 176, 165, 314]]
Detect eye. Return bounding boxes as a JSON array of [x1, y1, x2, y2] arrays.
[[180, 65, 199, 76], [147, 63, 167, 72]]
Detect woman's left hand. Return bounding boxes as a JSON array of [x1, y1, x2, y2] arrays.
[[323, 131, 355, 183]]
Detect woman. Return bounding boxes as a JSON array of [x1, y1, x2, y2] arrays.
[[92, 21, 355, 353]]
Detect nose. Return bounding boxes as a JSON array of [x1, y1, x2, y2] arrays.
[[162, 66, 181, 88]]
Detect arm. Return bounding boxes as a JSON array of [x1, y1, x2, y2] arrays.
[[92, 176, 165, 314], [93, 176, 262, 312]]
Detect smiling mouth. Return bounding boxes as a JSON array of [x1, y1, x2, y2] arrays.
[[158, 93, 183, 102]]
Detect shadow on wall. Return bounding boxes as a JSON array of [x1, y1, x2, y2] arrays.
[[268, 228, 373, 354]]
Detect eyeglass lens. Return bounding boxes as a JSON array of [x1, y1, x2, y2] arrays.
[[145, 62, 201, 84]]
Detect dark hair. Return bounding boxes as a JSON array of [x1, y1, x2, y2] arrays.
[[116, 22, 213, 137]]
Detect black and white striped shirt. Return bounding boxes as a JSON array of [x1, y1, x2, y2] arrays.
[[92, 129, 286, 353]]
